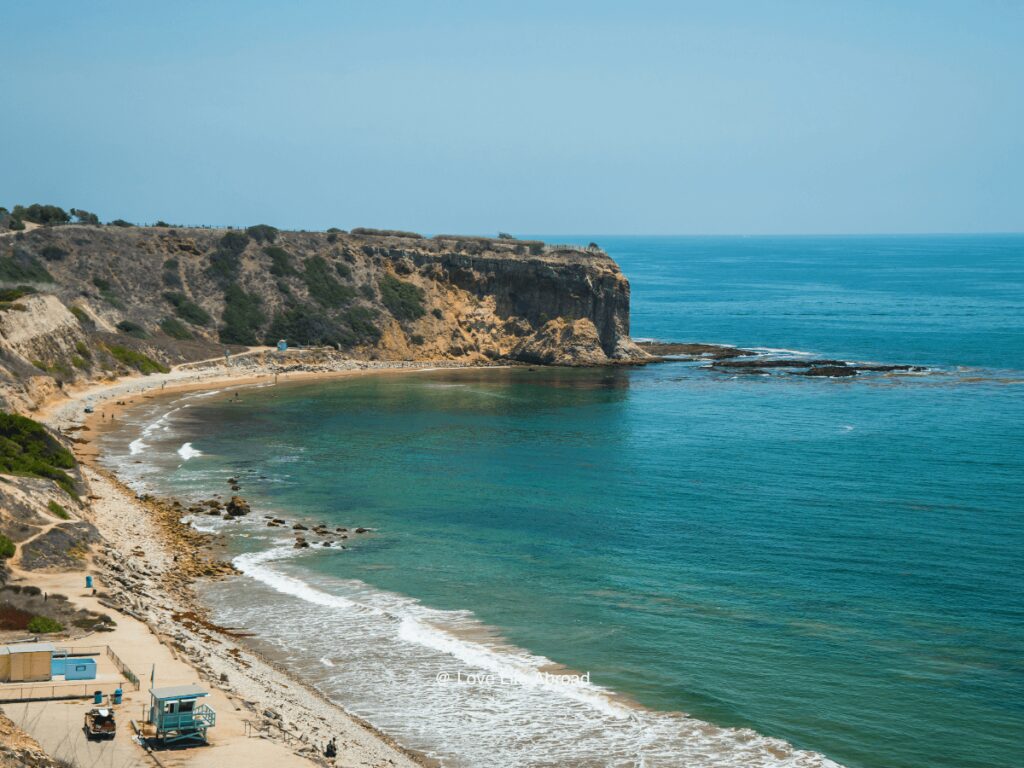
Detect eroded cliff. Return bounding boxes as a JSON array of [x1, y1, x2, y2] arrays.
[[0, 225, 647, 410]]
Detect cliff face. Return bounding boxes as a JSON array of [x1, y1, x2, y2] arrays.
[[0, 225, 647, 409]]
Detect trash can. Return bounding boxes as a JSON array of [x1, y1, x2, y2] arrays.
[[112, 688, 122, 705], [93, 690, 103, 704], [85, 575, 93, 589]]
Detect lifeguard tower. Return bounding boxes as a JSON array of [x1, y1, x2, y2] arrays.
[[147, 685, 216, 744]]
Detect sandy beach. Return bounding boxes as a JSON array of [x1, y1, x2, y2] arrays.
[[5, 352, 480, 768]]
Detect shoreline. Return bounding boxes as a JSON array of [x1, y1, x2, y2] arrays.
[[18, 352, 850, 768], [26, 357, 486, 767]]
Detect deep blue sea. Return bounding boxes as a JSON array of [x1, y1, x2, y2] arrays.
[[101, 236, 1024, 768]]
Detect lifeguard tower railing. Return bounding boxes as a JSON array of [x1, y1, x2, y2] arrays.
[[157, 704, 216, 734]]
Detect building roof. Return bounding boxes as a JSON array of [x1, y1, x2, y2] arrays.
[[150, 685, 209, 700], [0, 642, 56, 655]]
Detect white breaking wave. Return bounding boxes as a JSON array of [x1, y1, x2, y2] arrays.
[[223, 542, 844, 768], [748, 347, 816, 357], [177, 442, 203, 460], [128, 438, 148, 455]]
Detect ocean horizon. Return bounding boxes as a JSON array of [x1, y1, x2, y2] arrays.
[[98, 234, 1024, 768]]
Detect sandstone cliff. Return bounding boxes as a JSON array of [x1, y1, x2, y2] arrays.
[[0, 225, 647, 409]]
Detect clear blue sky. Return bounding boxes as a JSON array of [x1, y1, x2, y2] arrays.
[[1, 1, 1021, 235]]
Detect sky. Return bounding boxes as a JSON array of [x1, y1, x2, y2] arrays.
[[1, 1, 1021, 235]]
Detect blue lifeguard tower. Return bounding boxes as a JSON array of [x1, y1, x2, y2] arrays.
[[148, 685, 216, 744]]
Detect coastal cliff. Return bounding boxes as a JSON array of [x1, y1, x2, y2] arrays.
[[0, 225, 647, 411]]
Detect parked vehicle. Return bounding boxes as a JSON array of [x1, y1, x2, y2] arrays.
[[84, 708, 115, 740]]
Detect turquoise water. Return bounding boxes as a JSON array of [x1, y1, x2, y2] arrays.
[[103, 236, 1024, 768]]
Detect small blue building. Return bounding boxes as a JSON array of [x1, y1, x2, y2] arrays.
[[148, 685, 216, 744], [63, 658, 97, 681], [51, 649, 97, 680]]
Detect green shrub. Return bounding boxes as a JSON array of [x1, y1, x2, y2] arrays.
[[27, 616, 63, 634], [303, 256, 355, 307], [342, 306, 382, 342], [47, 500, 70, 520], [162, 292, 212, 326], [162, 258, 179, 270], [40, 245, 67, 261], [379, 274, 425, 321], [206, 231, 250, 285], [410, 334, 425, 345], [159, 316, 192, 340], [12, 204, 69, 225], [0, 534, 15, 559], [351, 227, 423, 239], [334, 262, 351, 279], [266, 304, 352, 348], [104, 344, 168, 375], [246, 224, 279, 243], [71, 355, 89, 370], [0, 411, 77, 496], [162, 270, 182, 288], [69, 306, 91, 326], [70, 208, 100, 225], [0, 252, 53, 282], [0, 285, 35, 302], [265, 246, 298, 277], [74, 340, 91, 359], [108, 219, 133, 227], [431, 307, 443, 319], [219, 285, 265, 345], [116, 320, 148, 339]]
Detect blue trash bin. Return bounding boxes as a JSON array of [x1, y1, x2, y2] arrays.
[[85, 575, 93, 589], [112, 688, 122, 705], [93, 690, 103, 704]]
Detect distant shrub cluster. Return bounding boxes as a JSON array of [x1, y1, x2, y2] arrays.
[[70, 208, 100, 225], [0, 285, 35, 303], [266, 301, 381, 349], [162, 291, 212, 326], [11, 204, 70, 226], [108, 219, 134, 227], [0, 411, 78, 497], [92, 276, 124, 309], [265, 246, 298, 277], [245, 224, 279, 243], [69, 306, 92, 327], [303, 256, 355, 307], [39, 245, 68, 261], [104, 344, 169, 375], [47, 500, 70, 520], [27, 616, 63, 634], [159, 316, 193, 340], [116, 320, 148, 339], [0, 251, 53, 283], [379, 274, 425, 321], [206, 231, 250, 286], [219, 284, 265, 345], [351, 227, 423, 239]]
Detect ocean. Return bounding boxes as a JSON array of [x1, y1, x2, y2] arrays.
[[99, 235, 1024, 768]]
